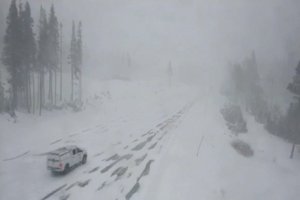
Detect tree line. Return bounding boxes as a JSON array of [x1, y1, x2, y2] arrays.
[[0, 0, 83, 116], [224, 51, 300, 158], [225, 52, 268, 124]]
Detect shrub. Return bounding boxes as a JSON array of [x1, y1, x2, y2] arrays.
[[221, 104, 248, 134], [231, 140, 254, 157]]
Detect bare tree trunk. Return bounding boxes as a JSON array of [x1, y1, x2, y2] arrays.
[[54, 70, 57, 105], [60, 23, 63, 102], [71, 66, 74, 102], [12, 74, 17, 112], [79, 71, 82, 102], [39, 71, 44, 116], [39, 72, 42, 115], [25, 73, 29, 112], [28, 70, 32, 113], [48, 70, 53, 106], [60, 64, 62, 101], [290, 143, 296, 159], [32, 72, 35, 114]]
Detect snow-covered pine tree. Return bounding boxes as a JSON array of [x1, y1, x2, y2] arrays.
[[286, 61, 300, 158], [287, 61, 300, 96], [76, 21, 82, 102], [70, 21, 76, 102], [59, 22, 63, 101], [228, 63, 245, 103], [47, 4, 59, 106], [37, 6, 48, 115], [19, 1, 36, 113], [69, 20, 83, 107], [2, 0, 22, 112]]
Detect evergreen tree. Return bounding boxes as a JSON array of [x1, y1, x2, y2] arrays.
[[70, 21, 76, 102], [37, 6, 48, 115], [242, 52, 266, 121], [232, 64, 245, 97], [1, 0, 22, 112], [76, 21, 82, 101], [59, 22, 63, 101], [47, 4, 59, 106], [286, 61, 300, 158], [226, 52, 267, 124], [77, 21, 82, 71], [69, 20, 83, 105], [227, 63, 245, 103], [287, 61, 300, 96], [19, 1, 36, 112]]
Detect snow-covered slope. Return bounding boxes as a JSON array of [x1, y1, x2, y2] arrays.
[[136, 93, 300, 200], [1, 80, 300, 200]]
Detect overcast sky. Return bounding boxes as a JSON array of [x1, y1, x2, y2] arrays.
[[1, 0, 300, 86]]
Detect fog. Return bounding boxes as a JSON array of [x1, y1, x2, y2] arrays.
[[1, 0, 300, 90], [2, 1, 300, 199]]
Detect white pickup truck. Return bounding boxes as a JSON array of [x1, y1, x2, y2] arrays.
[[47, 145, 87, 174]]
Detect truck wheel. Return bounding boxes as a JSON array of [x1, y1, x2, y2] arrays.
[[63, 164, 70, 174], [82, 155, 87, 164]]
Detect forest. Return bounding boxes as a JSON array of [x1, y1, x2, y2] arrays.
[[0, 0, 83, 116]]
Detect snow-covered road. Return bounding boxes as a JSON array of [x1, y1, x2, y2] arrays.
[[48, 102, 195, 200], [1, 81, 300, 200], [0, 81, 198, 200], [2, 102, 194, 200]]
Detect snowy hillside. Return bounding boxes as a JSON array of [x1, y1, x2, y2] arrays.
[[0, 80, 197, 200], [0, 80, 300, 200]]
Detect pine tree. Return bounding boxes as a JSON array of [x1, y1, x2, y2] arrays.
[[287, 61, 300, 96], [242, 52, 266, 120], [77, 22, 82, 70], [70, 21, 76, 102], [77, 21, 82, 102], [47, 4, 59, 106], [18, 2, 25, 103], [228, 63, 245, 103], [69, 21, 83, 105], [2, 0, 22, 112], [286, 61, 300, 158], [37, 6, 48, 115], [19, 1, 36, 112], [59, 22, 63, 101]]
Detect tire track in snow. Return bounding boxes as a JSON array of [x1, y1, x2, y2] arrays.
[[122, 102, 195, 199], [125, 160, 154, 200], [40, 184, 67, 200], [90, 109, 186, 196], [2, 151, 30, 162], [44, 101, 196, 200], [101, 154, 133, 173], [50, 139, 62, 145]]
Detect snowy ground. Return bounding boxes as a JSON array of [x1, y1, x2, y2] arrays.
[[137, 95, 300, 200], [1, 80, 300, 200]]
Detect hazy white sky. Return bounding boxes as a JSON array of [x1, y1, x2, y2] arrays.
[[1, 0, 300, 83]]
